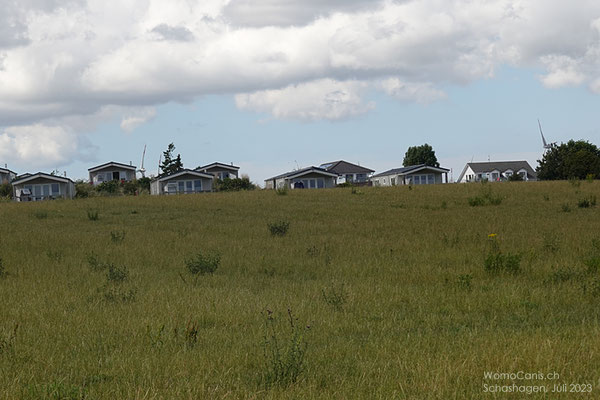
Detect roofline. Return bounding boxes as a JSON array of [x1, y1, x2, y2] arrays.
[[0, 168, 16, 175], [320, 160, 375, 173], [12, 172, 74, 185], [88, 161, 137, 172], [286, 168, 338, 179], [372, 164, 448, 178], [198, 162, 240, 171], [153, 169, 214, 182]]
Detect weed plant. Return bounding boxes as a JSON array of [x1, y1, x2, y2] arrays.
[[185, 252, 220, 275], [268, 220, 290, 236]]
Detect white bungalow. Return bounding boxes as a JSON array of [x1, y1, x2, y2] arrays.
[[12, 173, 75, 201], [456, 161, 537, 183], [319, 160, 374, 185], [0, 166, 16, 185], [88, 161, 137, 186], [264, 166, 338, 190], [197, 162, 240, 180], [150, 169, 214, 195], [371, 164, 450, 186]]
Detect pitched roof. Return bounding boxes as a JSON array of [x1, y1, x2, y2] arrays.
[[12, 172, 74, 185], [153, 169, 214, 182], [88, 161, 137, 172], [0, 167, 16, 175], [319, 160, 374, 174], [266, 166, 338, 181], [372, 164, 449, 178], [457, 161, 536, 181], [197, 162, 240, 171]]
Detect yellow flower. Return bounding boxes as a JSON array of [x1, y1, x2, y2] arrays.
[[488, 233, 497, 239]]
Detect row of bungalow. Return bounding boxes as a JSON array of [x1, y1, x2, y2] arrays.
[[0, 159, 537, 202]]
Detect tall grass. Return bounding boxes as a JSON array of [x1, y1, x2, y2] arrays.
[[0, 181, 598, 398]]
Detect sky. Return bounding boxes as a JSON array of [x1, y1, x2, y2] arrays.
[[1, 0, 600, 185]]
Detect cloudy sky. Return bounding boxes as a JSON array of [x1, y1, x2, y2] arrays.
[[1, 0, 600, 184]]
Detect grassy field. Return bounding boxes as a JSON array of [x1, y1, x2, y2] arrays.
[[0, 180, 599, 399]]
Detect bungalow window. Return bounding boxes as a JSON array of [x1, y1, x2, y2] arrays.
[[194, 180, 202, 192], [178, 181, 185, 193], [97, 174, 104, 183], [51, 183, 60, 195], [428, 174, 434, 184], [345, 174, 353, 182], [186, 181, 193, 193], [167, 183, 177, 194], [317, 179, 324, 188], [491, 172, 499, 181], [356, 174, 366, 182], [34, 185, 42, 198], [414, 176, 420, 185]]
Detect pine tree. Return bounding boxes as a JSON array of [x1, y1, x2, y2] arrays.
[[160, 143, 184, 176]]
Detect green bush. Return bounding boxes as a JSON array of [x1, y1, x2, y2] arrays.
[[75, 181, 93, 198], [578, 195, 597, 208], [185, 252, 220, 275], [0, 183, 12, 198], [215, 177, 256, 191], [268, 221, 290, 236]]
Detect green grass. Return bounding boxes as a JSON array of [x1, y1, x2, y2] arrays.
[[0, 181, 599, 398]]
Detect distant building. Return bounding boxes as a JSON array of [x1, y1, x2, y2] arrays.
[[0, 166, 16, 185], [150, 169, 214, 195], [319, 160, 374, 185], [456, 161, 537, 183], [88, 161, 137, 186], [196, 162, 240, 180], [265, 166, 338, 190], [12, 172, 75, 201], [371, 164, 450, 186]]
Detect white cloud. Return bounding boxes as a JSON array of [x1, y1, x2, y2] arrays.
[[1, 1, 600, 166], [120, 107, 157, 132], [379, 78, 447, 103], [235, 79, 374, 121], [0, 124, 96, 170]]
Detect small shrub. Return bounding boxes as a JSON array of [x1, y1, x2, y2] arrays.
[[586, 173, 596, 182], [184, 321, 199, 349], [561, 203, 572, 212], [86, 252, 107, 271], [484, 235, 521, 274], [186, 252, 220, 275], [87, 210, 99, 221], [543, 194, 550, 201], [548, 267, 577, 284], [584, 257, 600, 274], [350, 187, 363, 195], [75, 181, 93, 198], [106, 264, 129, 283], [0, 323, 18, 356], [457, 274, 473, 291], [468, 196, 485, 207], [110, 230, 126, 244], [275, 186, 288, 196], [322, 282, 348, 310], [268, 221, 290, 236], [261, 309, 308, 388], [441, 200, 448, 209], [578, 195, 597, 208]]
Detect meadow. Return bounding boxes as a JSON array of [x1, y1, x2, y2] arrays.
[[0, 180, 599, 399]]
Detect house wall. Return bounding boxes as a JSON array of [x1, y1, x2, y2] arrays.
[[13, 177, 74, 201], [152, 174, 213, 195], [336, 173, 370, 185], [288, 173, 335, 189], [203, 167, 239, 180], [90, 167, 136, 185], [405, 172, 444, 184], [0, 172, 15, 185], [458, 166, 476, 183]]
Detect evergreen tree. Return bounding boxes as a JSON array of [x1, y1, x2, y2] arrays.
[[160, 143, 184, 176]]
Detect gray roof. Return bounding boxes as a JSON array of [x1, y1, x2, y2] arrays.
[[457, 161, 536, 181], [88, 161, 136, 172], [266, 166, 338, 181], [153, 169, 214, 182], [372, 164, 449, 178], [0, 167, 16, 175], [197, 162, 240, 171], [12, 172, 74, 185], [319, 160, 374, 174]]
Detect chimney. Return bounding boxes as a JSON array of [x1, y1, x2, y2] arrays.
[[64, 171, 67, 177]]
